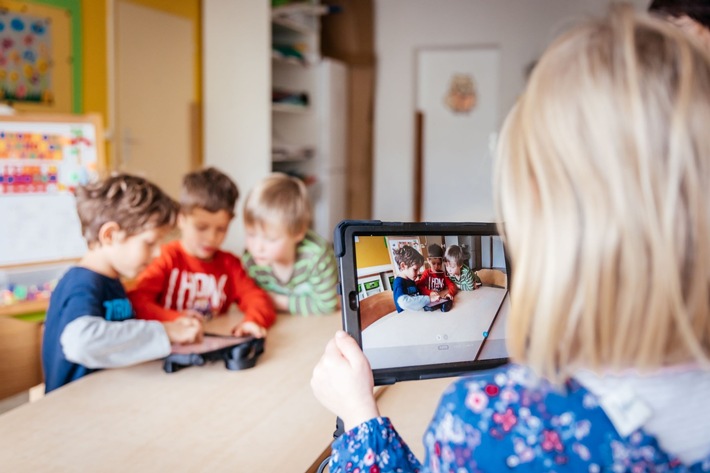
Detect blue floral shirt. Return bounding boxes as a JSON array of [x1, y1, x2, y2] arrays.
[[330, 364, 710, 472]]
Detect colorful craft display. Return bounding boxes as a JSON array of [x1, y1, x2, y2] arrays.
[[0, 131, 63, 160], [0, 11, 54, 104], [0, 126, 96, 194]]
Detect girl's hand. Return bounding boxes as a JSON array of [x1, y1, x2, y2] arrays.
[[430, 293, 441, 302], [311, 331, 379, 431]]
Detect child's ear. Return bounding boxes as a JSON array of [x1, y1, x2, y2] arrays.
[[177, 212, 187, 229], [97, 221, 121, 245], [294, 229, 307, 243]]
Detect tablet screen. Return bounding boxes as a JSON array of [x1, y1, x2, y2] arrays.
[[335, 221, 509, 384]]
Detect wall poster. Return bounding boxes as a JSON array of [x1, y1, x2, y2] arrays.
[[0, 114, 104, 266], [0, 0, 75, 113]]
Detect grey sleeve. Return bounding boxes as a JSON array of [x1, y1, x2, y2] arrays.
[[397, 294, 431, 311], [60, 316, 172, 369]]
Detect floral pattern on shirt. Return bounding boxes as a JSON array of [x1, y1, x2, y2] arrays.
[[330, 364, 710, 472]]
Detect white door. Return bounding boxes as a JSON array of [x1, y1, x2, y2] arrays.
[[417, 48, 500, 222], [114, 1, 195, 198]]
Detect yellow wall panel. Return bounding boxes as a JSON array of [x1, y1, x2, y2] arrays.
[[355, 236, 391, 269]]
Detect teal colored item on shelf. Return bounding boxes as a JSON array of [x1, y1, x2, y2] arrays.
[[273, 45, 305, 61], [13, 284, 28, 301]]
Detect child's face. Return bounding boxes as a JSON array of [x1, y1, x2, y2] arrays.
[[245, 223, 304, 267], [399, 262, 421, 280], [445, 260, 461, 277], [109, 226, 168, 279], [178, 208, 232, 260], [429, 257, 444, 272]]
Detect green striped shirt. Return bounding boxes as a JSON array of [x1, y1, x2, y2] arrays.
[[449, 264, 481, 291], [242, 230, 339, 316]]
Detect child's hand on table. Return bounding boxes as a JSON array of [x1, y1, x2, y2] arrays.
[[232, 320, 267, 339], [429, 293, 441, 302], [182, 309, 207, 322], [163, 316, 203, 344]]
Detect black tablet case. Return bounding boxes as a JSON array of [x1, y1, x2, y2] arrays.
[[163, 335, 265, 373]]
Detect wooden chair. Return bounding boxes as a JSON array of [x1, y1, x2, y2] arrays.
[[0, 316, 43, 400], [476, 268, 507, 288], [359, 291, 396, 330]]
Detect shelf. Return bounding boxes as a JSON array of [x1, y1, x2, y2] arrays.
[[272, 3, 329, 17], [272, 16, 317, 36], [272, 144, 314, 163], [272, 155, 312, 164], [271, 3, 327, 35], [271, 50, 315, 67], [272, 103, 310, 113], [0, 300, 48, 318]]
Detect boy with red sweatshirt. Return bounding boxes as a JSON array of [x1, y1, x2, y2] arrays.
[[416, 243, 458, 300], [128, 167, 275, 338]]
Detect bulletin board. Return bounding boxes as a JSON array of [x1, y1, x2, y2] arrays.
[[0, 113, 104, 267], [386, 236, 424, 275], [0, 0, 77, 113]]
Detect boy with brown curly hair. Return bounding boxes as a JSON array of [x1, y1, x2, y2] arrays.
[[42, 174, 202, 393]]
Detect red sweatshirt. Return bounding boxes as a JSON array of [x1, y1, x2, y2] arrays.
[[416, 268, 459, 297], [128, 240, 276, 328]]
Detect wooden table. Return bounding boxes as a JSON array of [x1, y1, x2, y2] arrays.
[[0, 299, 508, 472], [0, 313, 343, 472]]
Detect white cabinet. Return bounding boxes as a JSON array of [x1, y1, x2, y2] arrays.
[[271, 2, 347, 241], [358, 274, 384, 301]]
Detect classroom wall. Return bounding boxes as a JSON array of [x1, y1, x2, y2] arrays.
[[372, 0, 650, 221], [202, 0, 271, 254], [24, 0, 200, 153], [355, 236, 391, 269], [81, 0, 107, 120]]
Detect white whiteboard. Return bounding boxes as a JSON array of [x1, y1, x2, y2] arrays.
[[0, 115, 104, 266]]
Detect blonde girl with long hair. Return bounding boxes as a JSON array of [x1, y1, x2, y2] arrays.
[[311, 4, 710, 472]]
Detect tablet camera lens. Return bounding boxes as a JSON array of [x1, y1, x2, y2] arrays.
[[348, 291, 359, 311]]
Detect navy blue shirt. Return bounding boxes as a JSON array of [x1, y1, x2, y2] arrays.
[[42, 267, 135, 393], [392, 276, 421, 312]]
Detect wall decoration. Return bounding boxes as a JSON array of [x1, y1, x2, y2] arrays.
[[416, 47, 500, 221], [0, 114, 104, 266], [385, 236, 423, 275], [444, 73, 477, 114], [0, 0, 76, 113], [0, 11, 53, 105]]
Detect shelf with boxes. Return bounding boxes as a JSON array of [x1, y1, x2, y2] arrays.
[[271, 1, 347, 240], [356, 266, 396, 301], [0, 261, 71, 318], [0, 261, 71, 400]]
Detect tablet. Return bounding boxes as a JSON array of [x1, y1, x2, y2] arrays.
[[163, 334, 264, 373], [334, 220, 510, 385]]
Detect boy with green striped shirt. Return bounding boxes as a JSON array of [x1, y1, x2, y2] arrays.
[[242, 173, 339, 315]]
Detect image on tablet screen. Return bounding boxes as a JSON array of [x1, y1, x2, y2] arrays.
[[353, 233, 508, 370]]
